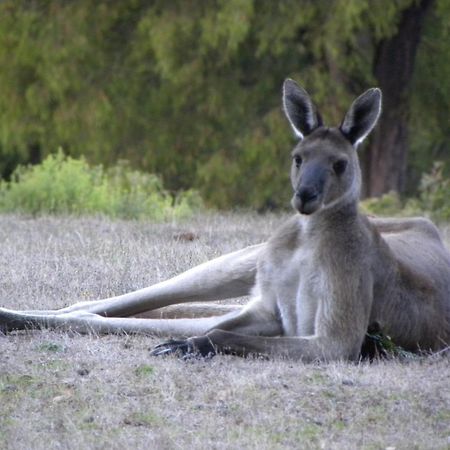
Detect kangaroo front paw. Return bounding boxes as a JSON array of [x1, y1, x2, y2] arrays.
[[150, 339, 193, 357], [150, 336, 216, 359]]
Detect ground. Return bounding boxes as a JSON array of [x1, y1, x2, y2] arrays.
[[0, 213, 449, 450]]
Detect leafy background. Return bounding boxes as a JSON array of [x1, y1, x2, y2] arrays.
[[0, 0, 448, 212]]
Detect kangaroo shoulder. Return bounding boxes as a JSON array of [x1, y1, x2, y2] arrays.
[[267, 215, 303, 253]]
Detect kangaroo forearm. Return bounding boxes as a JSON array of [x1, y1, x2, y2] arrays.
[[203, 330, 361, 362]]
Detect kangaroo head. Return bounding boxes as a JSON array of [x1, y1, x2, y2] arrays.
[[283, 79, 381, 215]]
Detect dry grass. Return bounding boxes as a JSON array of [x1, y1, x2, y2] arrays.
[[0, 213, 449, 450]]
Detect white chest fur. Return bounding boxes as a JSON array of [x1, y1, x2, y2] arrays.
[[262, 244, 326, 337]]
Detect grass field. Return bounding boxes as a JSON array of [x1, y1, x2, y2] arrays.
[[0, 213, 449, 450]]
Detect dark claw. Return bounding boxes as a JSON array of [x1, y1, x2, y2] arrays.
[[150, 336, 217, 359], [150, 339, 194, 357]]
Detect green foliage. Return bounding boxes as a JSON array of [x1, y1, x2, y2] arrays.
[[0, 151, 202, 220], [411, 162, 450, 221], [360, 191, 404, 217], [364, 331, 417, 360], [409, 0, 450, 188], [0, 1, 448, 208], [361, 162, 450, 222], [198, 110, 292, 209]]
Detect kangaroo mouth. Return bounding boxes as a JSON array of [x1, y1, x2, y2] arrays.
[[292, 194, 321, 215]]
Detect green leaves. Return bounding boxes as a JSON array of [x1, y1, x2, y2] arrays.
[[0, 0, 447, 209], [0, 151, 202, 220]]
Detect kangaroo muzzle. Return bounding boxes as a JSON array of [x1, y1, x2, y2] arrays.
[[292, 163, 327, 215], [293, 186, 321, 215]]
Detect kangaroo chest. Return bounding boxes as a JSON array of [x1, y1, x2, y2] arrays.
[[263, 245, 329, 337]]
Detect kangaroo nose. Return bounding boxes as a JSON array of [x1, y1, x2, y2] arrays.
[[296, 186, 318, 204]]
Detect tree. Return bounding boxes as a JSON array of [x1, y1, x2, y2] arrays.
[[363, 0, 434, 197]]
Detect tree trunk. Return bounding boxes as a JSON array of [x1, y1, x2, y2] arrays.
[[362, 0, 434, 197]]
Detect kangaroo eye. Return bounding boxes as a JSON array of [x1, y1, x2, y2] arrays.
[[333, 159, 348, 175], [293, 156, 302, 168]]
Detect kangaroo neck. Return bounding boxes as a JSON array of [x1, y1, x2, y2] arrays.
[[300, 201, 360, 237]]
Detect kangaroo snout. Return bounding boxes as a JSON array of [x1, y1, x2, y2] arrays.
[[293, 186, 321, 215], [296, 186, 319, 204]]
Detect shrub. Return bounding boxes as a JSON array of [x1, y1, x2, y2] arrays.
[[412, 161, 450, 221], [360, 161, 450, 222], [0, 151, 202, 220], [360, 191, 404, 217]]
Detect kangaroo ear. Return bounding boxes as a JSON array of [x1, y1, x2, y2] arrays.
[[340, 88, 382, 147], [283, 79, 322, 140]]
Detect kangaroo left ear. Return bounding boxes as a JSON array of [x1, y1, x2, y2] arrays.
[[340, 88, 382, 147]]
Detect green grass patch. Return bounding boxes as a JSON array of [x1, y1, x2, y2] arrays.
[[0, 374, 37, 392], [36, 341, 66, 353], [124, 411, 163, 427], [134, 364, 155, 377]]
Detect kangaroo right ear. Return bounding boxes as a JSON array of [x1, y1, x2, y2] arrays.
[[283, 79, 322, 140]]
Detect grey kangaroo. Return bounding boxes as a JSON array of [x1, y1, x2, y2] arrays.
[[1, 79, 449, 361]]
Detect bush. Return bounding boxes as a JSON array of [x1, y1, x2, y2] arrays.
[[360, 191, 404, 217], [360, 161, 450, 222], [0, 151, 202, 220], [412, 161, 450, 221]]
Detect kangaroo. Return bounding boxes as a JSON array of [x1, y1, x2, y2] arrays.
[[1, 79, 449, 361]]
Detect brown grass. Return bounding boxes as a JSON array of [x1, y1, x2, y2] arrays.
[[1, 213, 449, 450]]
